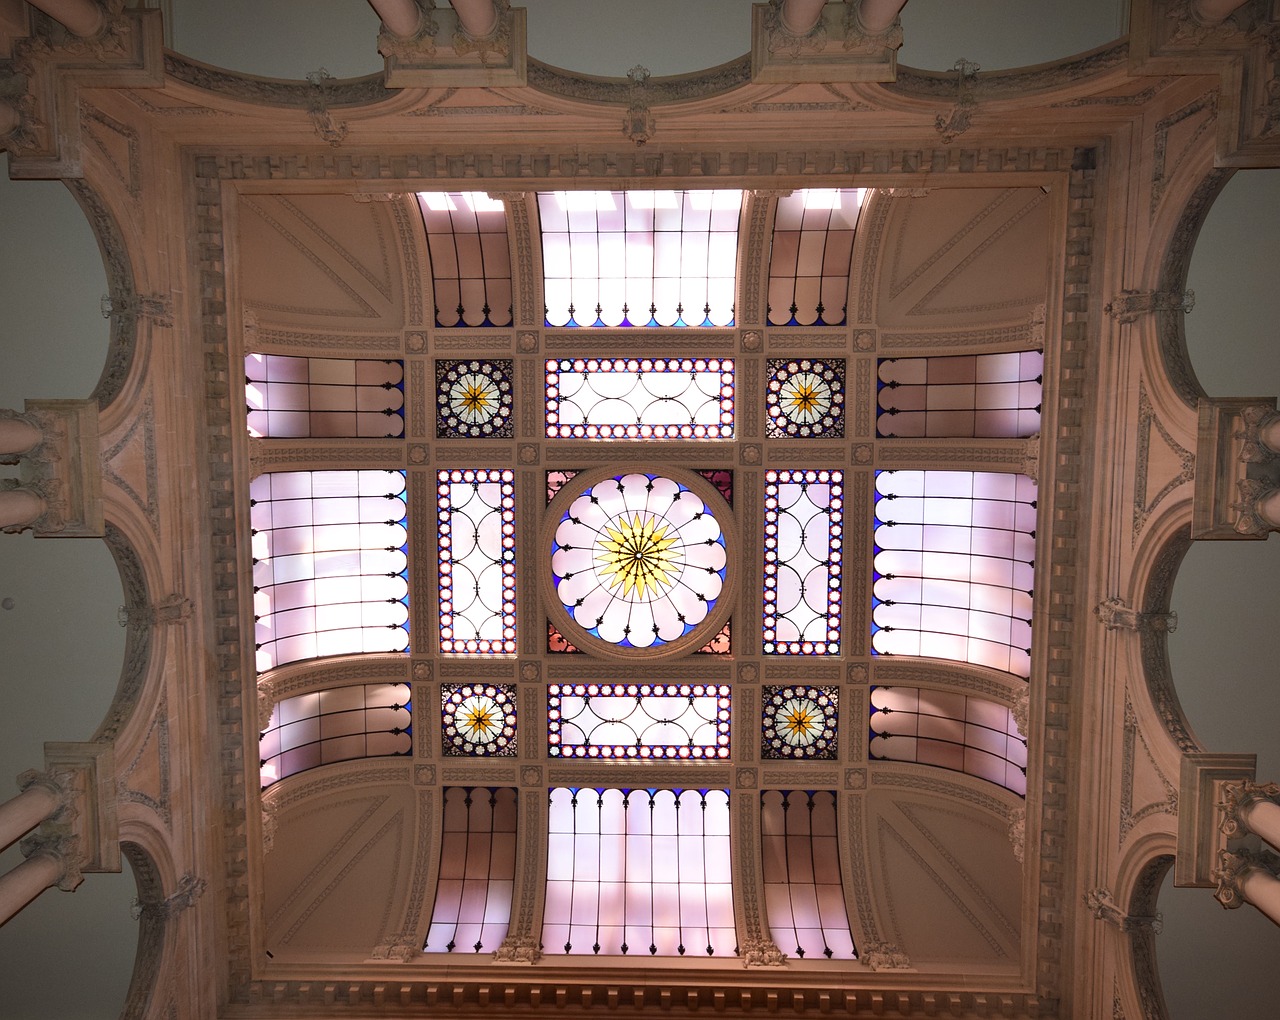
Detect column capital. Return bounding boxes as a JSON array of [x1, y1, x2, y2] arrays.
[[1219, 780, 1280, 837], [492, 933, 542, 964], [1213, 847, 1280, 909], [17, 832, 84, 892], [739, 934, 788, 968], [15, 768, 73, 815], [860, 939, 914, 971]]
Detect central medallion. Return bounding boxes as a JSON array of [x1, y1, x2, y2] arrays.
[[546, 469, 735, 657]]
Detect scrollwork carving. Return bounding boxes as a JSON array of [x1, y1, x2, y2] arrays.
[[739, 934, 787, 968]]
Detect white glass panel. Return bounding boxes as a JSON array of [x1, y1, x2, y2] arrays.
[[767, 189, 863, 326], [437, 469, 517, 655], [417, 193, 513, 327], [763, 470, 844, 655], [548, 683, 730, 759]]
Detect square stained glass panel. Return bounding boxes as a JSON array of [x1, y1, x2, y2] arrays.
[[766, 358, 846, 438], [761, 684, 838, 760], [436, 359, 515, 438], [441, 682, 517, 757]]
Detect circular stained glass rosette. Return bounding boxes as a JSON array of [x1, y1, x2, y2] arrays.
[[442, 683, 516, 756], [550, 472, 729, 652], [437, 360, 512, 438], [762, 685, 837, 759], [766, 359, 845, 438]]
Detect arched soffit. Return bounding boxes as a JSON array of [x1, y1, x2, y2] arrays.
[[855, 186, 1052, 348], [1128, 853, 1175, 1020], [260, 653, 412, 706], [1152, 166, 1234, 408], [118, 839, 168, 1020], [63, 178, 144, 412], [1182, 168, 1280, 399], [873, 657, 1025, 711], [858, 771, 1022, 967], [93, 522, 156, 745], [1135, 524, 1201, 756]]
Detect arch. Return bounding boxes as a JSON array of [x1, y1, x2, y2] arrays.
[[92, 523, 155, 745]]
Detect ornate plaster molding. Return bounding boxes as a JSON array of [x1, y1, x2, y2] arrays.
[[1094, 596, 1178, 633]]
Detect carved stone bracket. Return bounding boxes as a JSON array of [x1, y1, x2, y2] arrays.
[[739, 934, 787, 968], [1008, 805, 1026, 865], [623, 65, 656, 146], [119, 592, 193, 628], [1094, 596, 1178, 633], [493, 932, 542, 964], [935, 59, 980, 144], [1195, 397, 1280, 538], [261, 794, 278, 855], [381, 1, 527, 88], [304, 69, 348, 147], [370, 933, 423, 962], [18, 832, 84, 892], [1214, 846, 1280, 909], [1104, 288, 1195, 323], [1235, 403, 1280, 463], [860, 940, 914, 971], [1219, 779, 1280, 838], [133, 872, 206, 921], [751, 1, 900, 83], [1084, 887, 1163, 933], [0, 399, 101, 537], [256, 676, 275, 733]]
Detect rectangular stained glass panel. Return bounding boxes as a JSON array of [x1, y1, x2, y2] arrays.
[[245, 354, 404, 438], [259, 682, 411, 787], [872, 470, 1036, 677], [877, 351, 1043, 438], [417, 192, 513, 327], [250, 470, 409, 672], [869, 686, 1028, 796], [543, 787, 734, 957], [425, 787, 518, 953], [763, 470, 844, 654], [545, 357, 734, 439], [548, 683, 731, 760], [761, 790, 857, 959], [538, 190, 742, 328], [437, 469, 517, 654]]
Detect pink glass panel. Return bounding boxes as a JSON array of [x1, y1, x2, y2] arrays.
[[437, 469, 517, 655], [417, 192, 513, 327], [245, 354, 404, 438], [869, 686, 1027, 795], [543, 787, 734, 957], [760, 790, 856, 959], [259, 682, 410, 787], [424, 787, 518, 953], [767, 189, 864, 326], [250, 471, 409, 672], [877, 351, 1043, 438], [872, 471, 1036, 677]]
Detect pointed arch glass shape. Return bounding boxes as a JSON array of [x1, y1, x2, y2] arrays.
[[538, 190, 742, 328], [543, 787, 734, 957], [766, 188, 864, 326], [869, 686, 1028, 796], [259, 682, 411, 787], [871, 470, 1036, 677], [876, 351, 1044, 438], [245, 354, 405, 438], [416, 191, 513, 327], [250, 470, 409, 672], [760, 790, 857, 959], [424, 787, 518, 954]]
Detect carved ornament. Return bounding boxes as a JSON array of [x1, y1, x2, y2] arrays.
[[1219, 779, 1280, 838]]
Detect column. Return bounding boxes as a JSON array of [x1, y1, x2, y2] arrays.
[[0, 413, 42, 456], [779, 0, 826, 35], [857, 0, 910, 35], [1194, 0, 1251, 23], [0, 835, 83, 928], [0, 487, 46, 531], [0, 772, 66, 851], [367, 0, 425, 38], [451, 0, 499, 38], [1215, 848, 1280, 927], [1222, 781, 1280, 852], [23, 0, 104, 38]]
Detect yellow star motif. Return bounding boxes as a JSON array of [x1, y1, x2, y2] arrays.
[[779, 371, 831, 424], [596, 514, 680, 599], [458, 696, 501, 742], [450, 373, 499, 422], [776, 697, 823, 745]]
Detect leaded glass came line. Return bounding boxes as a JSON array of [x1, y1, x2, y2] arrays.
[[548, 683, 731, 759]]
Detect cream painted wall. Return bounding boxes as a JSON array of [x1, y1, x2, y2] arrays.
[[0, 2, 1272, 1017]]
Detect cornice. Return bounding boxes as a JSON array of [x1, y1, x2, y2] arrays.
[[524, 55, 753, 107], [161, 54, 394, 109], [884, 42, 1131, 103]]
